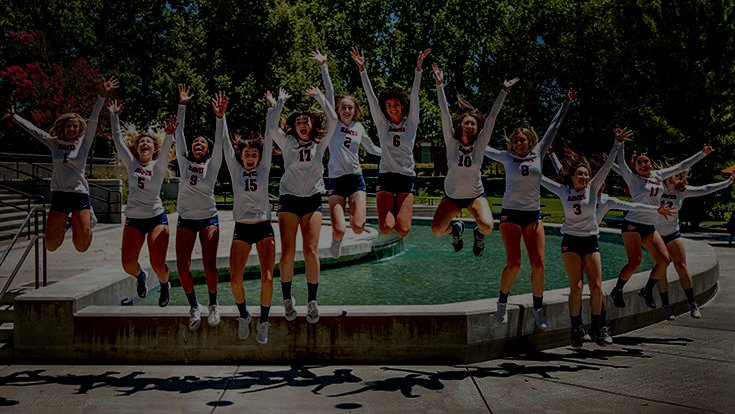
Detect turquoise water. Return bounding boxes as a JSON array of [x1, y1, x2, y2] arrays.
[[136, 226, 651, 306]]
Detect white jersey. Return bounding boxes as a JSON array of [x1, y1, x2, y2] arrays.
[[615, 144, 706, 225], [548, 152, 660, 224], [13, 96, 105, 193], [110, 113, 173, 219], [318, 64, 382, 178], [438, 84, 507, 199], [359, 68, 422, 176], [222, 98, 281, 223], [541, 140, 621, 236], [656, 178, 733, 236], [484, 100, 571, 210], [272, 90, 338, 197], [175, 105, 223, 219]]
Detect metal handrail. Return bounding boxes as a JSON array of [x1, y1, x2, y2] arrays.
[[0, 207, 47, 304], [0, 156, 122, 222]]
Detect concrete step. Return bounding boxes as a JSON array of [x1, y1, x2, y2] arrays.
[[0, 288, 28, 306], [0, 323, 13, 343], [0, 342, 13, 361], [0, 203, 44, 214], [0, 304, 13, 323]]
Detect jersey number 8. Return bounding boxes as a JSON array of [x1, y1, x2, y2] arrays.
[[520, 165, 530, 176]]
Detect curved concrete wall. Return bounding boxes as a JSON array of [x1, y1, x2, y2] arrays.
[[13, 230, 718, 364]]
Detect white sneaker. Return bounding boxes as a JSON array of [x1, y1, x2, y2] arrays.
[[90, 211, 98, 229], [662, 305, 676, 321], [307, 300, 320, 324], [689, 302, 702, 318], [208, 304, 221, 326], [532, 308, 549, 331], [188, 305, 202, 331], [330, 238, 342, 258], [237, 313, 252, 339], [256, 321, 270, 344], [599, 326, 614, 345], [284, 297, 297, 321], [495, 301, 508, 324]]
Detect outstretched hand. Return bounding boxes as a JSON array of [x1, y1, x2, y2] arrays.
[[309, 50, 328, 65], [107, 100, 123, 114], [102, 76, 119, 96], [416, 48, 432, 71], [657, 205, 677, 219], [211, 92, 228, 118], [164, 115, 178, 135], [565, 87, 577, 101], [350, 47, 365, 71], [432, 63, 443, 86], [178, 84, 194, 105], [264, 91, 276, 108], [305, 86, 320, 97], [503, 77, 520, 92], [614, 127, 634, 142], [278, 88, 291, 102], [3, 106, 15, 119], [703, 144, 715, 154]]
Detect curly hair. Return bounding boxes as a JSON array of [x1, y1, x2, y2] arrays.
[[451, 97, 485, 143], [378, 87, 410, 121], [232, 131, 264, 168], [49, 112, 87, 141], [506, 127, 539, 152], [334, 95, 363, 121], [185, 135, 214, 163], [285, 111, 323, 142], [121, 124, 166, 161]]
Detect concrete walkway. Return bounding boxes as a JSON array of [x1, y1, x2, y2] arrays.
[[0, 233, 732, 412]]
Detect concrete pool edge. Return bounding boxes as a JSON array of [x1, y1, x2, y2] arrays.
[[12, 230, 718, 364]]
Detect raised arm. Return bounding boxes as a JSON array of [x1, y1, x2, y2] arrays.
[[407, 48, 430, 127], [156, 115, 177, 176], [175, 83, 194, 164], [81, 76, 118, 154], [659, 144, 713, 179], [432, 64, 453, 144], [615, 141, 635, 184], [484, 145, 506, 163], [263, 89, 288, 168], [590, 128, 630, 193], [307, 86, 338, 148], [537, 88, 575, 155], [311, 50, 335, 105], [11, 109, 53, 150], [352, 47, 388, 132], [602, 195, 676, 219], [213, 92, 238, 174], [549, 151, 563, 174], [476, 78, 518, 151], [682, 174, 734, 198], [107, 101, 134, 168]]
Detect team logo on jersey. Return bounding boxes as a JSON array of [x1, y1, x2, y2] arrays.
[[57, 143, 77, 151], [134, 167, 153, 177], [188, 165, 205, 174], [459, 146, 473, 154], [388, 126, 406, 133], [340, 126, 357, 136]]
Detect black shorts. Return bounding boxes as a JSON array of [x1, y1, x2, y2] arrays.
[[500, 208, 541, 229], [376, 172, 415, 195], [233, 221, 275, 245], [622, 219, 656, 238], [561, 234, 600, 257], [327, 174, 366, 199], [125, 213, 169, 235], [177, 215, 219, 233], [661, 230, 681, 245], [278, 194, 323, 219], [50, 191, 91, 214], [444, 193, 485, 209]]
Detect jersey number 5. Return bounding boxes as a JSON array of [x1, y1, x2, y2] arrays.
[[137, 176, 145, 189]]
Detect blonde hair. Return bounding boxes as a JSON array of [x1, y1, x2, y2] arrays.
[[506, 127, 539, 152], [121, 123, 167, 161], [49, 113, 87, 141]]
